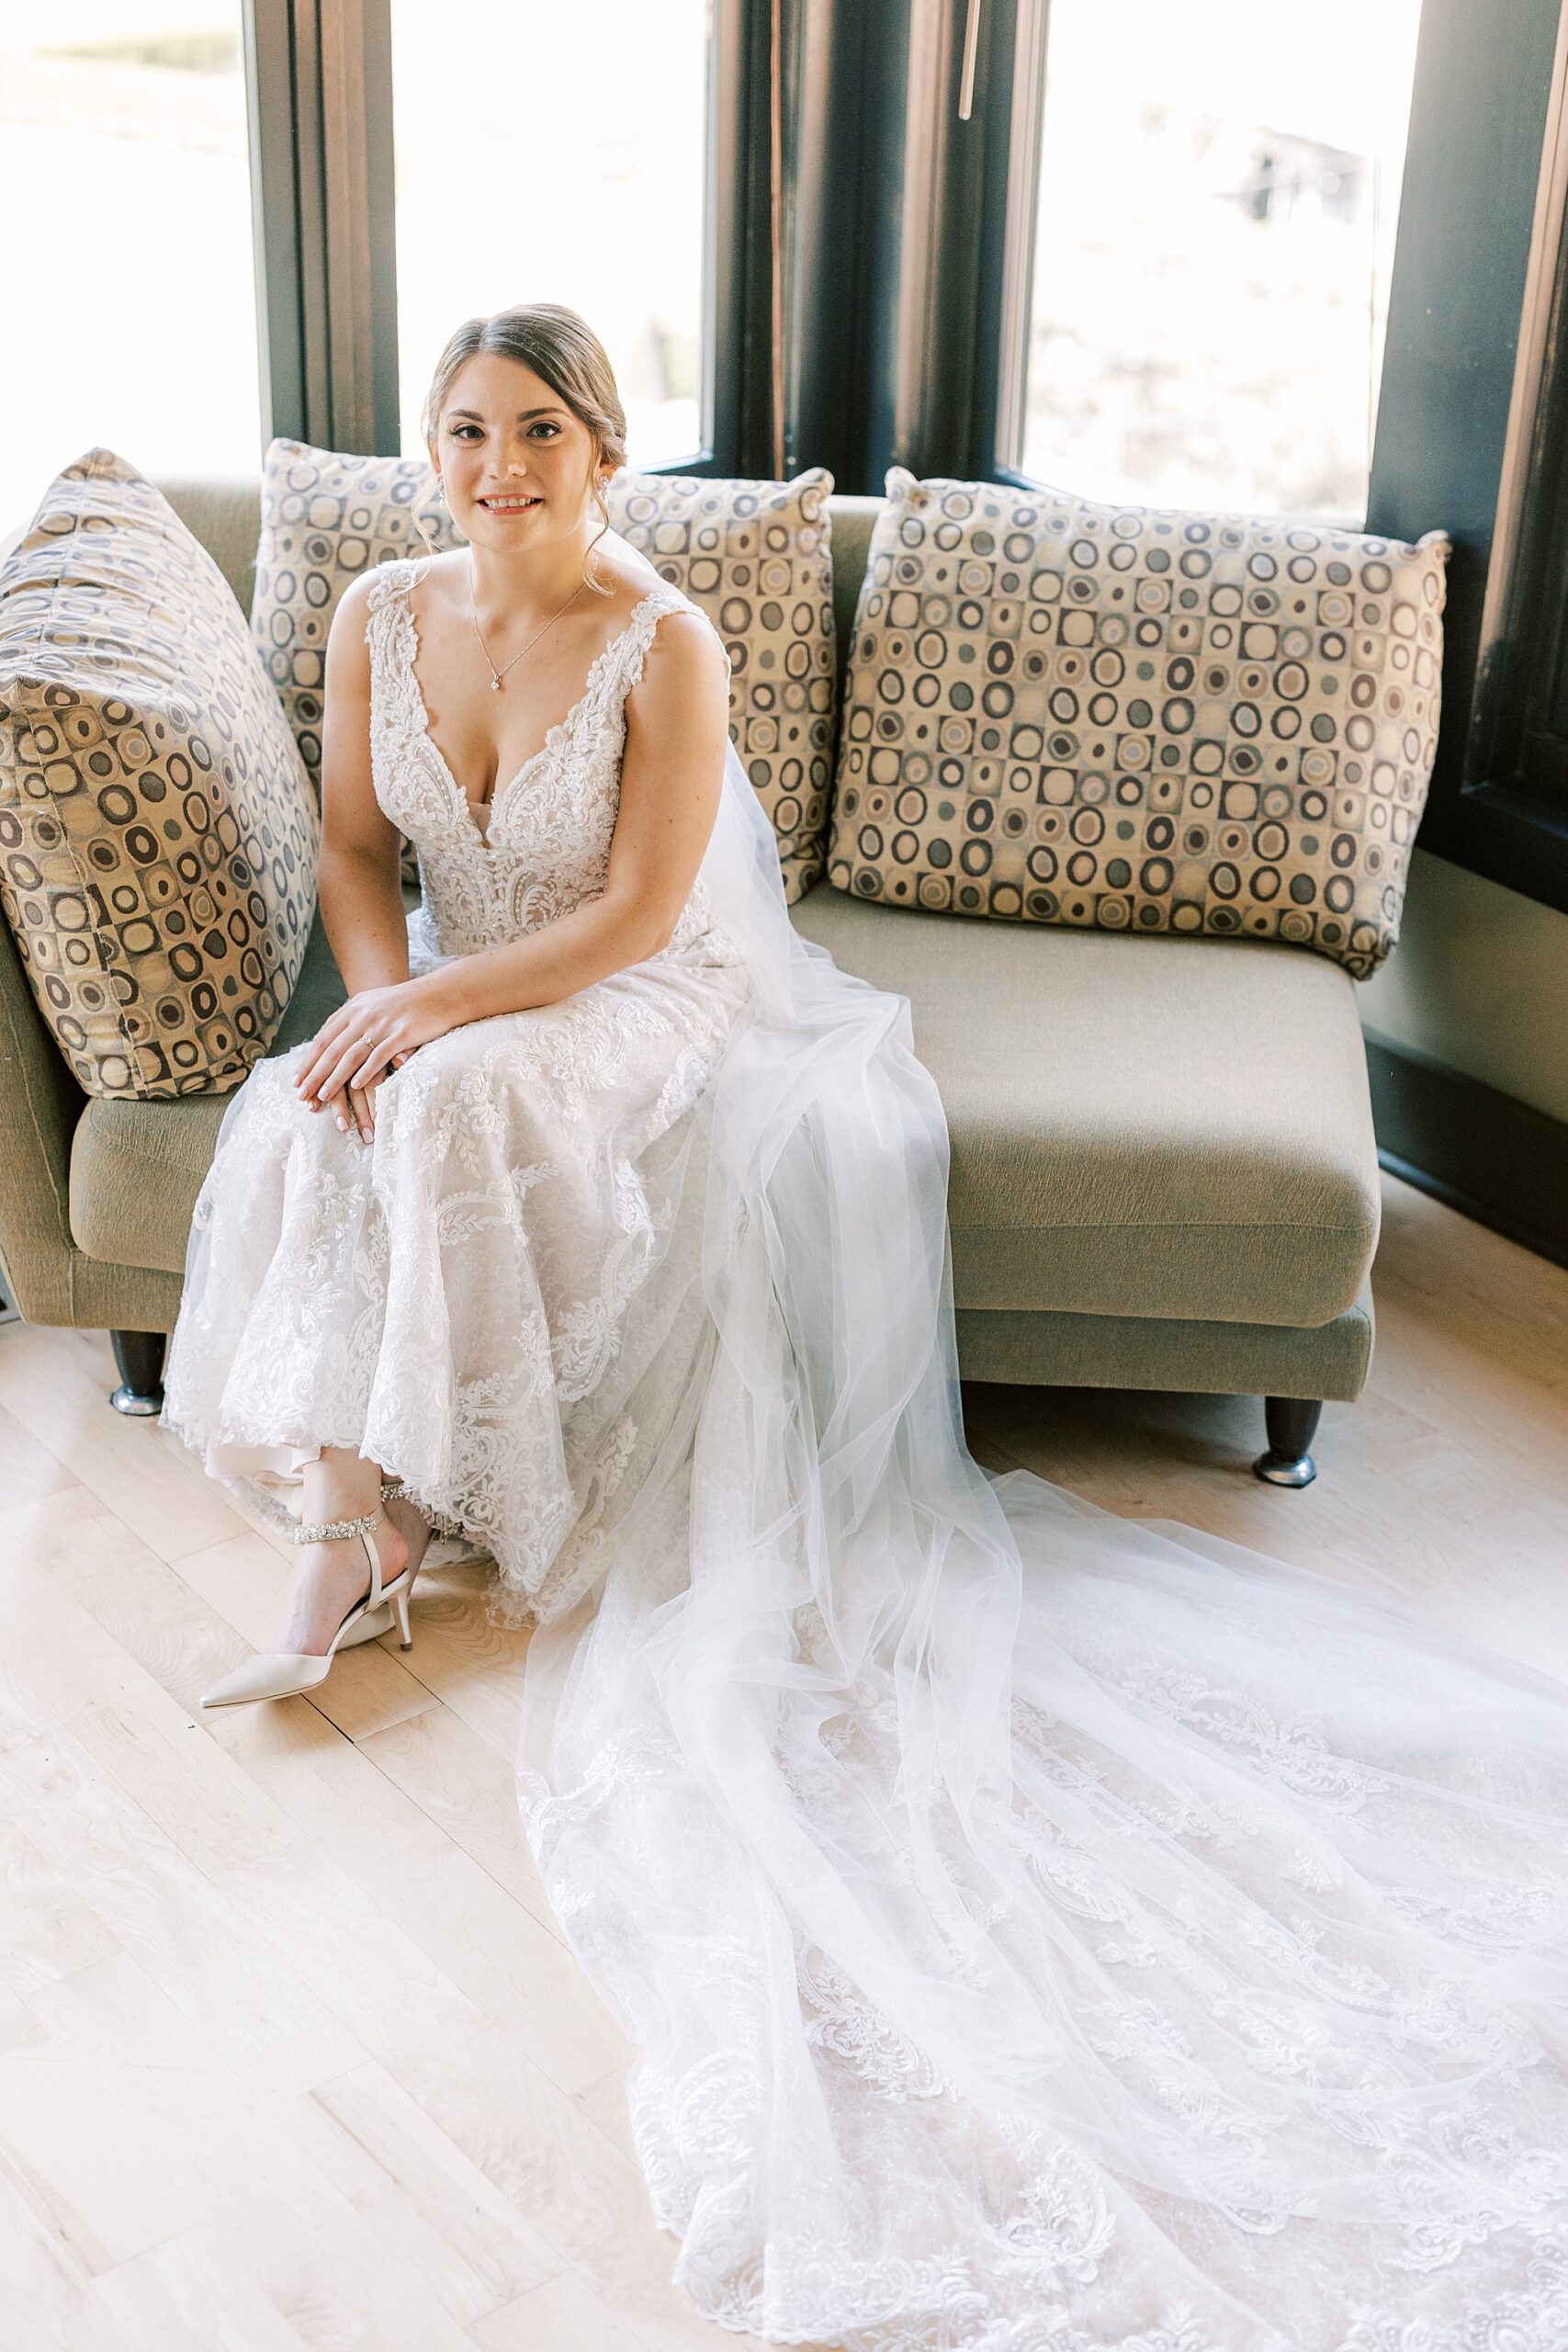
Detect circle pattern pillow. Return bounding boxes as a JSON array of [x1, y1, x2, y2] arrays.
[[609, 467, 838, 899], [251, 440, 456, 797], [828, 467, 1451, 977], [0, 449, 319, 1098], [250, 439, 837, 901], [250, 442, 456, 895]]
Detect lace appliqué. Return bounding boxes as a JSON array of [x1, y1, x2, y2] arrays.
[[365, 556, 743, 970], [160, 557, 753, 1627]]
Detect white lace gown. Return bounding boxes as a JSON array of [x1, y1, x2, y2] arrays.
[[160, 556, 1568, 2352], [162, 559, 752, 1610]]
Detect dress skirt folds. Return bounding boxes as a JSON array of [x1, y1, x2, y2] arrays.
[[162, 924, 751, 1619]]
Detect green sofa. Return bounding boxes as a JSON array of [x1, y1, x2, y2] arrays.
[[0, 477, 1380, 1486]]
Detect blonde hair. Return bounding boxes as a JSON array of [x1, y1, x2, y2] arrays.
[[421, 302, 628, 595]]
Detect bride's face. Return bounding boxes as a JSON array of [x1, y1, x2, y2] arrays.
[[432, 351, 605, 548]]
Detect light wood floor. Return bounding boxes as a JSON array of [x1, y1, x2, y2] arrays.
[[1, 1170, 1564, 2352]]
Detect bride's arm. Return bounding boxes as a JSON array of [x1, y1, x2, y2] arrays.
[[416, 610, 730, 1027], [315, 571, 412, 999]]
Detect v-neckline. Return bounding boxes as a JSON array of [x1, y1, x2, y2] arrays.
[[398, 564, 667, 852]]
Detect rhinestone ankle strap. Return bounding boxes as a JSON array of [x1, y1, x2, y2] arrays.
[[292, 1501, 384, 1545]]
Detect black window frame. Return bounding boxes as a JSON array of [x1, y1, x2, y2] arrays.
[[1417, 0, 1568, 914], [239, 0, 1568, 922], [243, 0, 781, 475]]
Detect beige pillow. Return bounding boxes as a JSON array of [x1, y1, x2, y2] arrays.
[[828, 465, 1451, 977], [250, 440, 455, 893], [609, 466, 837, 899], [251, 438, 837, 901], [0, 449, 319, 1098], [251, 438, 456, 795]]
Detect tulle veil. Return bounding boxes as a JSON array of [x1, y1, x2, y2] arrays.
[[513, 735, 1568, 2350]]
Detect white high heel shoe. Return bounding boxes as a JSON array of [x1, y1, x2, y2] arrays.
[[200, 1478, 419, 1710]]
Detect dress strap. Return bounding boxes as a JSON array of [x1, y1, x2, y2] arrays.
[[618, 582, 732, 697], [365, 553, 424, 619], [362, 557, 423, 684], [363, 558, 430, 765]]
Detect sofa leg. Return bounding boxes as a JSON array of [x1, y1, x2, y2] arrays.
[[1253, 1396, 1321, 1487], [109, 1329, 167, 1417]]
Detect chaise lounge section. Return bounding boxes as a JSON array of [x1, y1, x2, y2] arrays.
[[0, 480, 1382, 1486]]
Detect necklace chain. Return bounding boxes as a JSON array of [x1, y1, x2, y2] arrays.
[[468, 549, 590, 703]]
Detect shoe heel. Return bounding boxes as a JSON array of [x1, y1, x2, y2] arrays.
[[393, 1583, 412, 1649], [339, 1597, 394, 1649]]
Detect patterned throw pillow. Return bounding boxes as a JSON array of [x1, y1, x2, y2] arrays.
[[609, 466, 837, 899], [251, 438, 836, 900], [250, 441, 455, 892], [251, 438, 456, 794], [827, 466, 1451, 977], [0, 449, 319, 1099]]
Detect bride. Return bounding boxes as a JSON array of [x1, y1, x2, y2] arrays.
[[160, 302, 1568, 2352]]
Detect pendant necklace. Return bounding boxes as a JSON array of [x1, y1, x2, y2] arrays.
[[468, 550, 589, 695]]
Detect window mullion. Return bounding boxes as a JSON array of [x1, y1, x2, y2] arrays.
[[243, 0, 399, 455], [887, 0, 1021, 482]]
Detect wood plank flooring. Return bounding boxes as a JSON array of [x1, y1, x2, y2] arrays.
[[1, 1170, 1563, 2349]]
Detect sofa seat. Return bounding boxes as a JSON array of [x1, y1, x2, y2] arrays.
[[790, 883, 1380, 1329], [69, 877, 1381, 1333], [68, 900, 355, 1276]]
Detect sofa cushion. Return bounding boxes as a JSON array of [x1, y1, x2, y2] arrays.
[[250, 439, 454, 896], [69, 891, 354, 1272], [72, 876, 1380, 1319], [790, 881, 1379, 1327], [0, 448, 318, 1100], [828, 466, 1450, 978], [607, 466, 840, 900], [251, 438, 456, 795]]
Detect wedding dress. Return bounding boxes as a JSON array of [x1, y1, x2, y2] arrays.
[[160, 554, 1568, 2352]]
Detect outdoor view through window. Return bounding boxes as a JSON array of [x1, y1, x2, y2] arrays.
[[0, 1, 261, 528], [0, 0, 710, 537], [389, 0, 711, 470], [0, 2, 1423, 532], [1021, 0, 1424, 526]]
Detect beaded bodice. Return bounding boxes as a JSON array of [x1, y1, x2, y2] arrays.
[[365, 556, 727, 967]]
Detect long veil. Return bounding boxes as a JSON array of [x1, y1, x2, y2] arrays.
[[515, 737, 1568, 2351]]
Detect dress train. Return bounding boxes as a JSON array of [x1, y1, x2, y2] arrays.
[[513, 738, 1568, 2351], [159, 564, 1568, 2350]]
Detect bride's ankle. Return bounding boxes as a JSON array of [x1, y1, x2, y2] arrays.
[[272, 1512, 409, 1654], [299, 1479, 382, 1532], [299, 1449, 388, 1532]]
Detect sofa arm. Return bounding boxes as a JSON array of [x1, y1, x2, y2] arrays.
[[0, 895, 88, 1322], [1, 500, 91, 1319]]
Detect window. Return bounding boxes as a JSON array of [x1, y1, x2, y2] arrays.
[[1417, 0, 1568, 911], [388, 0, 715, 469], [0, 5, 261, 528], [1008, 0, 1424, 525]]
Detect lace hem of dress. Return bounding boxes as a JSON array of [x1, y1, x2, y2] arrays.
[[650, 2219, 1568, 2352]]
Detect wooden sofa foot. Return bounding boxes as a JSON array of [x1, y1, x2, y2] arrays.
[[1253, 1396, 1322, 1487], [109, 1329, 167, 1417]]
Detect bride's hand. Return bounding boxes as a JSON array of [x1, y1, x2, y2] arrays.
[[297, 1057, 406, 1145], [293, 980, 455, 1117], [315, 1064, 403, 1143]]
